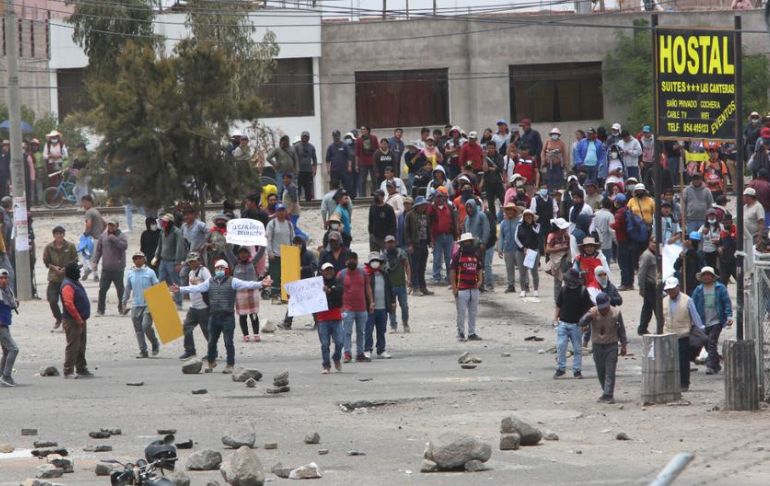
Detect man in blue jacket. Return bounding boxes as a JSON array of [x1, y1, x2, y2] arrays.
[[691, 266, 733, 375], [573, 128, 607, 185], [0, 269, 17, 386]]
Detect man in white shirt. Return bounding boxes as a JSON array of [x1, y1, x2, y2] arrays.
[[617, 130, 642, 181], [378, 166, 407, 196], [384, 181, 405, 217], [179, 252, 211, 360]]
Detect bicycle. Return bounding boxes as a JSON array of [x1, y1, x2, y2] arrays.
[[43, 170, 93, 209]]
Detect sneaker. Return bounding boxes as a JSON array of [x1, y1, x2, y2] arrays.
[[389, 327, 398, 334], [222, 365, 234, 374], [51, 319, 62, 332], [519, 290, 527, 298], [343, 352, 352, 363], [204, 361, 217, 373], [504, 286, 515, 293], [705, 367, 715, 375], [76, 369, 94, 377], [533, 290, 539, 297], [334, 361, 342, 371], [0, 375, 16, 387], [252, 334, 261, 343], [457, 333, 466, 342], [277, 322, 292, 331], [573, 371, 583, 379], [403, 323, 411, 333], [377, 352, 392, 359], [363, 351, 372, 360], [421, 288, 435, 296], [321, 368, 330, 374], [467, 334, 482, 341], [597, 395, 615, 404], [179, 351, 196, 360], [136, 351, 149, 359], [356, 354, 371, 363], [151, 347, 159, 357], [553, 369, 566, 379]]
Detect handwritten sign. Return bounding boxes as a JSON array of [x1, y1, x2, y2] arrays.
[[226, 218, 267, 246], [662, 243, 683, 281], [285, 276, 329, 317]]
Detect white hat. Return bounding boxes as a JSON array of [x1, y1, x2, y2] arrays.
[[46, 130, 62, 139], [634, 183, 647, 192], [553, 218, 569, 230], [321, 262, 335, 271], [549, 127, 561, 136], [459, 232, 475, 243], [744, 187, 757, 197], [509, 173, 524, 184], [522, 209, 539, 222], [663, 277, 679, 290], [611, 122, 621, 131], [697, 266, 718, 280], [468, 131, 478, 139], [214, 259, 229, 269]]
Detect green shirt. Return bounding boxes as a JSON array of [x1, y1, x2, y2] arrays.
[[385, 248, 408, 287]]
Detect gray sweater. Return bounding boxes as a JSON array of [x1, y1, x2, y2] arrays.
[[92, 230, 128, 271], [683, 185, 714, 222], [155, 227, 186, 264]]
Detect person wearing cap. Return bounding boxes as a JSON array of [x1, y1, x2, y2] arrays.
[[654, 200, 682, 245], [325, 130, 354, 193], [177, 252, 211, 359], [266, 203, 295, 298], [498, 203, 523, 293], [384, 235, 410, 333], [683, 172, 714, 233], [292, 131, 317, 202], [232, 133, 251, 162], [364, 252, 394, 359], [384, 178, 405, 217], [0, 267, 17, 386], [320, 182, 351, 228], [698, 208, 723, 269], [459, 131, 484, 172], [747, 169, 770, 228], [492, 119, 510, 153], [517, 118, 542, 165], [743, 187, 765, 241], [43, 130, 67, 190], [443, 126, 466, 180], [426, 188, 457, 284], [29, 137, 45, 204], [674, 231, 706, 295], [122, 252, 161, 358], [579, 291, 627, 403], [691, 266, 733, 375], [529, 184, 557, 252], [43, 226, 78, 331], [354, 126, 378, 196], [574, 128, 606, 185], [606, 123, 622, 148], [403, 140, 423, 191], [319, 229, 348, 274], [373, 139, 397, 189], [173, 260, 272, 373], [92, 218, 128, 316], [379, 166, 407, 197], [154, 213, 186, 309], [514, 209, 541, 298], [639, 125, 655, 183], [544, 217, 571, 302], [627, 183, 655, 226], [368, 189, 396, 253], [313, 262, 345, 373], [573, 237, 609, 297], [554, 268, 593, 379], [405, 196, 433, 296], [332, 190, 353, 242], [266, 135, 298, 196], [745, 111, 762, 160], [450, 233, 483, 341], [60, 262, 94, 378], [338, 252, 370, 362], [662, 276, 703, 391], [699, 143, 728, 197], [541, 127, 568, 192]]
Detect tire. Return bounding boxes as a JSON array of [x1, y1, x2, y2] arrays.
[[43, 187, 64, 209]]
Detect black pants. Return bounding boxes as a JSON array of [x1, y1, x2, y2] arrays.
[[638, 285, 661, 335], [410, 245, 429, 290], [705, 324, 723, 372], [678, 336, 691, 388], [298, 171, 314, 201], [239, 314, 260, 336], [719, 258, 736, 285], [485, 182, 504, 214], [592, 342, 619, 398], [47, 281, 63, 321], [98, 269, 125, 314], [183, 307, 209, 354]]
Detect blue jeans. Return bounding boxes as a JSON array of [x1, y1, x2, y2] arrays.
[[317, 320, 344, 369], [207, 312, 235, 365], [602, 248, 613, 265], [484, 246, 495, 287], [617, 242, 633, 287], [365, 309, 388, 354], [389, 286, 409, 329], [584, 165, 598, 182], [343, 311, 367, 356], [432, 233, 454, 282], [686, 219, 704, 234], [159, 260, 182, 307], [275, 171, 284, 197], [626, 166, 640, 180], [556, 321, 583, 372], [290, 214, 308, 241], [667, 156, 680, 184]]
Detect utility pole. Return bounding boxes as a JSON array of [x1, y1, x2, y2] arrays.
[[4, 0, 32, 300]]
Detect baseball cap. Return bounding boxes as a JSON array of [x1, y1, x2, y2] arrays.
[[321, 262, 334, 271], [595, 292, 610, 310], [107, 218, 119, 226], [611, 122, 621, 131], [214, 260, 229, 268], [614, 194, 627, 203], [185, 252, 199, 262], [744, 187, 757, 197], [274, 203, 286, 211], [642, 125, 652, 133], [468, 131, 478, 139], [385, 235, 396, 242], [496, 119, 508, 126], [663, 277, 679, 290]]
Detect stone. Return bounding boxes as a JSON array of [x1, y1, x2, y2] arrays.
[[171, 471, 191, 486], [232, 368, 263, 382], [34, 440, 56, 448], [500, 416, 542, 446], [499, 433, 520, 451], [464, 459, 487, 472], [346, 450, 366, 456], [288, 462, 322, 479], [39, 366, 59, 377], [47, 454, 74, 473], [245, 378, 257, 388], [31, 448, 68, 458], [543, 432, 559, 441], [0, 443, 13, 453], [261, 320, 276, 333], [273, 378, 289, 387], [186, 449, 222, 471], [458, 352, 470, 364], [220, 445, 265, 486], [84, 445, 112, 452], [266, 386, 290, 394], [126, 381, 144, 386], [222, 427, 256, 449], [318, 449, 329, 455], [273, 371, 289, 382], [176, 439, 194, 449], [271, 462, 291, 479], [158, 429, 177, 435], [21, 480, 63, 486], [460, 363, 477, 369], [192, 388, 208, 395], [36, 464, 64, 479], [424, 433, 492, 470], [182, 359, 203, 375], [105, 428, 122, 435], [206, 482, 222, 486], [420, 459, 438, 473], [89, 430, 111, 439], [21, 428, 38, 436], [264, 443, 278, 450], [95, 463, 115, 476], [304, 432, 320, 444], [501, 352, 512, 357], [616, 432, 631, 441]]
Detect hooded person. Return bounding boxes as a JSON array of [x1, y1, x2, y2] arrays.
[[426, 164, 453, 200], [594, 266, 622, 306], [153, 213, 186, 309], [463, 199, 490, 254], [140, 217, 161, 274], [60, 262, 93, 378]]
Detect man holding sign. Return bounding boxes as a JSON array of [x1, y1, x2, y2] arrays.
[[172, 260, 271, 374], [314, 263, 344, 374]]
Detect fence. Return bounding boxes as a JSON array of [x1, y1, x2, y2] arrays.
[[747, 250, 770, 401]]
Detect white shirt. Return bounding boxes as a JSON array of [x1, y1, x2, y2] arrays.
[[617, 137, 642, 169], [187, 266, 211, 309], [379, 177, 407, 196], [385, 193, 405, 216]]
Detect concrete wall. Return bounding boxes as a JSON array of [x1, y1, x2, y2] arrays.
[[320, 9, 769, 145]]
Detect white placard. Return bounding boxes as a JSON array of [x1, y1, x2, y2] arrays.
[[661, 243, 683, 281], [285, 276, 329, 317], [226, 218, 267, 246], [523, 249, 538, 269]]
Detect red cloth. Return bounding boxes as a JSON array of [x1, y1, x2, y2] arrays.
[[514, 157, 537, 185], [338, 267, 367, 312], [61, 285, 83, 322], [315, 308, 342, 321], [450, 252, 481, 290], [748, 178, 770, 211], [427, 203, 454, 238], [459, 143, 484, 171], [354, 135, 378, 168], [611, 206, 629, 243], [575, 254, 603, 289]]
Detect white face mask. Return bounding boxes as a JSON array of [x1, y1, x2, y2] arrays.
[[370, 261, 381, 270], [610, 153, 618, 159], [550, 134, 559, 141], [150, 224, 158, 231], [708, 218, 717, 224]]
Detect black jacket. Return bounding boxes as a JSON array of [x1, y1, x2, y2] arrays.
[[368, 203, 397, 240], [323, 275, 343, 310]]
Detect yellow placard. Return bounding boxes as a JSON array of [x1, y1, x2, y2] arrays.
[[143, 281, 183, 344], [280, 244, 301, 302]]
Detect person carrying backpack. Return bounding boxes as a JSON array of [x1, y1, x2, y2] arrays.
[[626, 184, 654, 262]]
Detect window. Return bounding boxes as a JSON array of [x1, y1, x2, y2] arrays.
[[355, 69, 449, 129], [509, 62, 603, 123], [57, 68, 90, 120], [257, 57, 314, 117]]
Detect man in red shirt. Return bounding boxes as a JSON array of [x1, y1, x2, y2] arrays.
[[427, 189, 458, 284], [338, 252, 371, 363], [459, 131, 484, 172], [354, 126, 378, 197], [450, 233, 484, 342], [314, 263, 344, 374]]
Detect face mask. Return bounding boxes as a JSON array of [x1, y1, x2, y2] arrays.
[[627, 184, 636, 193], [150, 224, 158, 231], [370, 261, 381, 270], [538, 189, 548, 198], [462, 189, 472, 197], [215, 270, 226, 278], [550, 134, 559, 141], [346, 262, 357, 270], [610, 153, 618, 159], [597, 275, 609, 287], [50, 138, 59, 144], [330, 223, 340, 230], [708, 218, 717, 224]]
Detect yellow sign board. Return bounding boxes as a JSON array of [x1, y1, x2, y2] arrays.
[[143, 282, 183, 344], [280, 244, 301, 302]]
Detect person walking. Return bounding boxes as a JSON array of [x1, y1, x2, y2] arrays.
[[266, 204, 295, 298], [662, 277, 704, 392], [0, 269, 18, 386], [580, 292, 628, 403], [554, 268, 594, 379], [405, 196, 432, 295], [450, 233, 484, 342], [515, 209, 541, 297], [122, 252, 161, 358], [234, 247, 262, 343], [315, 263, 344, 374], [691, 266, 733, 375], [427, 189, 457, 284], [92, 218, 128, 316], [43, 226, 78, 331], [636, 239, 660, 335], [179, 252, 210, 360], [498, 203, 523, 293], [173, 260, 272, 374], [60, 262, 93, 379], [339, 252, 371, 363], [364, 253, 395, 359], [384, 235, 410, 333], [368, 190, 397, 252], [153, 213, 186, 310]]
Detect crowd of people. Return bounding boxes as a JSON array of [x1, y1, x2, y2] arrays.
[[7, 112, 770, 399]]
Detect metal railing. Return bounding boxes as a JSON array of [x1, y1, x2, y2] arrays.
[[746, 250, 770, 400]]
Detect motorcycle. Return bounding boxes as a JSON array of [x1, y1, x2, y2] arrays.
[[104, 435, 178, 486]]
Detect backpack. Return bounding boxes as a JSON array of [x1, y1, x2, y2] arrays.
[[625, 208, 650, 243]]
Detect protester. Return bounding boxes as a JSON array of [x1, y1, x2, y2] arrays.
[[266, 135, 298, 195], [364, 253, 394, 359], [498, 203, 523, 293], [355, 126, 378, 195], [541, 127, 568, 191], [663, 277, 704, 392], [179, 252, 210, 360], [233, 247, 262, 343], [573, 237, 609, 298], [683, 173, 714, 233], [384, 235, 410, 333], [427, 189, 457, 284], [515, 209, 541, 297], [450, 233, 483, 342], [60, 262, 93, 378], [699, 208, 723, 268], [610, 194, 634, 290], [554, 268, 593, 379], [266, 204, 295, 298], [325, 130, 353, 193], [636, 239, 660, 335], [92, 218, 128, 316], [405, 196, 432, 296], [281, 235, 318, 330], [580, 292, 627, 403], [314, 263, 344, 374], [153, 213, 186, 310], [743, 187, 765, 241], [294, 131, 317, 201], [529, 185, 558, 255], [339, 252, 370, 363], [122, 252, 161, 358], [675, 232, 706, 295], [545, 217, 571, 303], [43, 226, 78, 331], [0, 268, 18, 386], [717, 214, 737, 285], [368, 189, 397, 252], [593, 198, 615, 264], [691, 266, 733, 375], [594, 266, 622, 306], [140, 217, 161, 274]]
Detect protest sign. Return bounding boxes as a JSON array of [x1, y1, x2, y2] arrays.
[[280, 244, 301, 302], [144, 282, 183, 344], [285, 276, 329, 317], [226, 218, 267, 246]]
